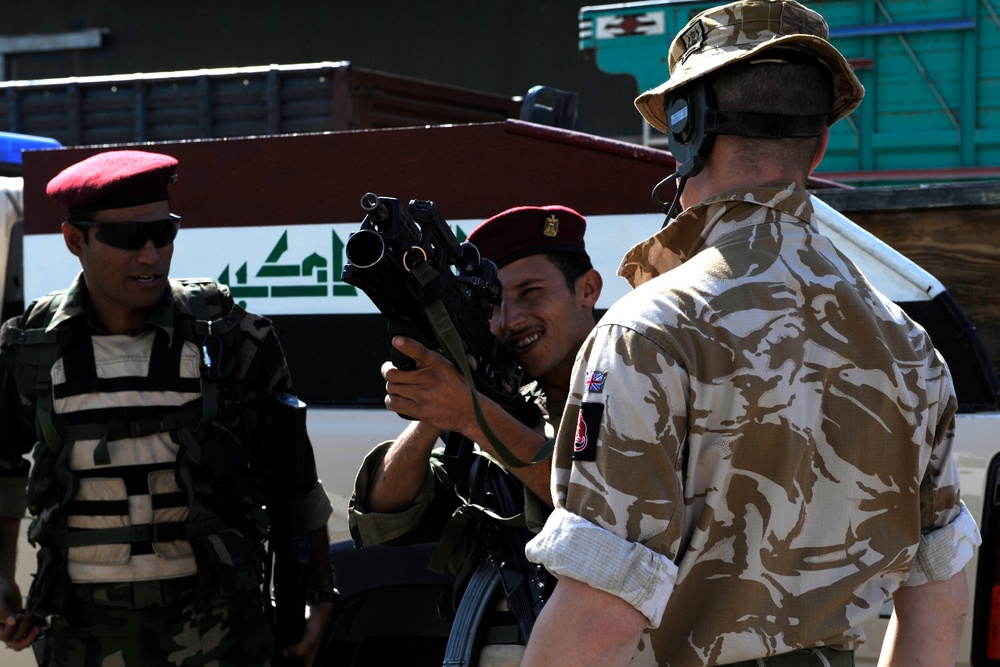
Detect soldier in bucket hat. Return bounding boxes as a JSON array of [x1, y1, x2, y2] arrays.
[[523, 2, 979, 666]]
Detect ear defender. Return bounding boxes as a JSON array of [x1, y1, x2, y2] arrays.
[[664, 81, 717, 180], [651, 81, 717, 218], [653, 68, 827, 219]]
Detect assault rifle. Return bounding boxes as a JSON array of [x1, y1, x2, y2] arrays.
[[266, 392, 310, 666], [341, 193, 553, 654], [341, 193, 523, 416]]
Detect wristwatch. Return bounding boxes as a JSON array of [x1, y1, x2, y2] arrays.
[[307, 588, 341, 605]]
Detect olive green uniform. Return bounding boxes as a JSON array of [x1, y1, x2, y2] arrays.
[[0, 274, 332, 666]]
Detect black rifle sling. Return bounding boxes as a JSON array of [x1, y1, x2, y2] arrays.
[[409, 261, 553, 469]]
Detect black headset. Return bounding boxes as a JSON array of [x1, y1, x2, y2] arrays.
[[651, 67, 829, 221], [665, 80, 717, 181]]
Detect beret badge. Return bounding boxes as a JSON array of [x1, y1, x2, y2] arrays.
[[543, 214, 560, 238]]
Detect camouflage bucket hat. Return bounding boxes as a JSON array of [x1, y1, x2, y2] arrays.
[[635, 0, 864, 133]]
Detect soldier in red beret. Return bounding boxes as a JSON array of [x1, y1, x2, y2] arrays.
[[348, 203, 603, 655], [0, 150, 336, 666]]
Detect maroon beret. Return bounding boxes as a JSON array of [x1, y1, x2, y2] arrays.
[[46, 150, 178, 215], [467, 205, 589, 269]]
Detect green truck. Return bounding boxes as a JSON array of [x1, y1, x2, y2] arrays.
[[579, 0, 1000, 184]]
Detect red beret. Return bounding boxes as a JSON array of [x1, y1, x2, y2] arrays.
[[467, 205, 589, 269], [46, 150, 178, 214]]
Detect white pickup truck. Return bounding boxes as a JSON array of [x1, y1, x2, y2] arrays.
[[5, 121, 999, 666]]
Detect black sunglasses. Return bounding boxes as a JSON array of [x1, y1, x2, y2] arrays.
[[73, 214, 181, 250]]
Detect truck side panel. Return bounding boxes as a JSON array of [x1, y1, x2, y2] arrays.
[[0, 62, 522, 146]]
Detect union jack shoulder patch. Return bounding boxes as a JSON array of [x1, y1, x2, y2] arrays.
[[585, 371, 607, 393]]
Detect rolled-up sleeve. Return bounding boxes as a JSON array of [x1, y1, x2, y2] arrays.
[[527, 508, 677, 627], [348, 441, 437, 547], [906, 500, 981, 587], [302, 482, 334, 533], [905, 365, 982, 587]]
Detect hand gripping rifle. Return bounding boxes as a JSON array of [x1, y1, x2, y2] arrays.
[[341, 193, 524, 422], [341, 194, 553, 652], [265, 392, 310, 665]]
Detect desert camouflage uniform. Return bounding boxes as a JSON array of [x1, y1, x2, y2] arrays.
[[349, 382, 560, 547], [526, 181, 981, 666], [0, 274, 332, 666]]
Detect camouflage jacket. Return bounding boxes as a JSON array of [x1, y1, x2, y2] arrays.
[[526, 181, 981, 666], [0, 274, 332, 580]]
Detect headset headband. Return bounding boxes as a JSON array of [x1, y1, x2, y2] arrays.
[[653, 78, 827, 219], [704, 109, 828, 139]]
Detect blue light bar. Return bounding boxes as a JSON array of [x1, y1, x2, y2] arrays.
[[0, 131, 62, 167]]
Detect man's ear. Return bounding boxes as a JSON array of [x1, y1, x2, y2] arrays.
[[576, 268, 603, 308], [809, 126, 831, 175], [62, 222, 84, 257]]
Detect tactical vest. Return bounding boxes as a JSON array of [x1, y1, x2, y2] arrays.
[[2, 278, 267, 616]]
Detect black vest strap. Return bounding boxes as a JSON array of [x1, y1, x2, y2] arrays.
[[53, 517, 226, 548]]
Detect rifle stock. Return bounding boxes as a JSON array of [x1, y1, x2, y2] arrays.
[[268, 392, 310, 665]]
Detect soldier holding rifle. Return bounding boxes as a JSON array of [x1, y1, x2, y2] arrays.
[[349, 204, 602, 548]]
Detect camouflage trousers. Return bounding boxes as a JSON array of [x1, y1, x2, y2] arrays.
[[35, 579, 273, 667], [721, 647, 854, 667]]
